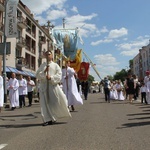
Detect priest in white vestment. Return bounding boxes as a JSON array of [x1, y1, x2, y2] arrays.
[[7, 73, 19, 110], [62, 60, 83, 111], [36, 50, 71, 126], [0, 75, 4, 112]]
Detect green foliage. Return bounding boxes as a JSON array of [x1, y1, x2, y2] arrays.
[[88, 74, 94, 83], [107, 75, 113, 81], [129, 59, 133, 68], [113, 69, 128, 82]]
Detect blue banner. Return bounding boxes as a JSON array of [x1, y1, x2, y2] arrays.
[[52, 29, 78, 60]]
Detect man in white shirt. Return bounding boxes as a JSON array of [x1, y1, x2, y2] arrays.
[[18, 74, 27, 108], [144, 71, 150, 86], [27, 76, 35, 106]]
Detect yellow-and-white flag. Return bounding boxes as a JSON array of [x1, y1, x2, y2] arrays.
[[5, 0, 19, 38]]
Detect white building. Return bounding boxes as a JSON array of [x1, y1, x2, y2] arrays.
[[0, 0, 55, 79], [133, 44, 150, 81]]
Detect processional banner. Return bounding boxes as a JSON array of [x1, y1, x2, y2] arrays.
[[78, 62, 90, 81], [52, 29, 78, 60], [70, 49, 82, 72]]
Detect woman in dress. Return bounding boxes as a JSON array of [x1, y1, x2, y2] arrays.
[[116, 80, 125, 101], [124, 74, 136, 103]]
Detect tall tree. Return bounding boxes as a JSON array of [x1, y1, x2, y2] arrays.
[[113, 69, 128, 82]]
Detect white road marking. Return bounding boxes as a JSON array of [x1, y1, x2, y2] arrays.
[[0, 144, 8, 149]]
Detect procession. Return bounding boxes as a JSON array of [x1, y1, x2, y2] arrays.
[[1, 0, 150, 149]]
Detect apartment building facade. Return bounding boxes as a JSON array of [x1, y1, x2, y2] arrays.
[[133, 43, 150, 81], [0, 0, 55, 79]]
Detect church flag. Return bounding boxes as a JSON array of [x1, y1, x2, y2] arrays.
[[52, 29, 78, 60], [70, 49, 82, 72], [78, 62, 90, 81]]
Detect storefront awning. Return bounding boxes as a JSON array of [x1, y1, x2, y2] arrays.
[[6, 66, 36, 78], [6, 66, 20, 74], [22, 70, 35, 77]]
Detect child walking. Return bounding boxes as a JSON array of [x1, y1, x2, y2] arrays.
[[140, 83, 147, 104]]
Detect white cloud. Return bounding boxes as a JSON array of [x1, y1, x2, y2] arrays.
[[21, 0, 67, 15], [94, 54, 120, 66], [90, 64, 120, 80], [108, 27, 128, 39], [71, 6, 78, 13], [91, 27, 128, 46], [91, 38, 113, 46], [100, 26, 109, 33], [116, 36, 150, 56], [46, 9, 67, 20], [88, 54, 120, 80], [54, 13, 99, 38]]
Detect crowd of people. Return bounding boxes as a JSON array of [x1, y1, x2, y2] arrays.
[[101, 71, 150, 104], [0, 51, 150, 126], [0, 73, 35, 111]]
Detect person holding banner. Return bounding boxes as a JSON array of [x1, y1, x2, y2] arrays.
[[36, 50, 71, 126], [62, 60, 83, 111]]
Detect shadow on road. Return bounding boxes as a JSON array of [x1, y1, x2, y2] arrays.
[[127, 112, 150, 116], [128, 116, 150, 120], [0, 114, 39, 122], [90, 101, 106, 104], [117, 121, 150, 129], [0, 122, 67, 129]]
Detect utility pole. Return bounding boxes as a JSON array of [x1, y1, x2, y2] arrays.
[[3, 0, 8, 103]]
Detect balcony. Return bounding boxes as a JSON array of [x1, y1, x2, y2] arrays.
[[16, 57, 25, 68], [17, 37, 26, 48], [0, 0, 4, 12], [0, 22, 4, 35], [26, 43, 30, 51], [39, 36, 46, 44], [17, 16, 27, 29], [31, 47, 35, 54]]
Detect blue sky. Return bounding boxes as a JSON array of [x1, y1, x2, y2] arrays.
[[21, 0, 150, 81]]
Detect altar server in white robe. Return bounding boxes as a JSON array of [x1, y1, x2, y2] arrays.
[[110, 81, 118, 100], [0, 75, 4, 112], [62, 60, 83, 111], [7, 73, 19, 110], [36, 50, 71, 126], [116, 80, 125, 100]]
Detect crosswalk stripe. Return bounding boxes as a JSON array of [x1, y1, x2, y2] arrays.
[[0, 144, 8, 149]]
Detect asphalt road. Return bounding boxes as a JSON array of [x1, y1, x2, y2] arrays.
[[0, 93, 150, 150]]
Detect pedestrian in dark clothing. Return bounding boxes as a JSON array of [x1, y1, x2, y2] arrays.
[[103, 77, 111, 103], [140, 83, 147, 104], [82, 81, 89, 100], [124, 74, 136, 103]]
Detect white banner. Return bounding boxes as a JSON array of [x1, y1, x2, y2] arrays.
[[5, 0, 19, 38]]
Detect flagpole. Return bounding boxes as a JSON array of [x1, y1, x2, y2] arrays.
[[82, 50, 102, 80], [3, 0, 8, 103]]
